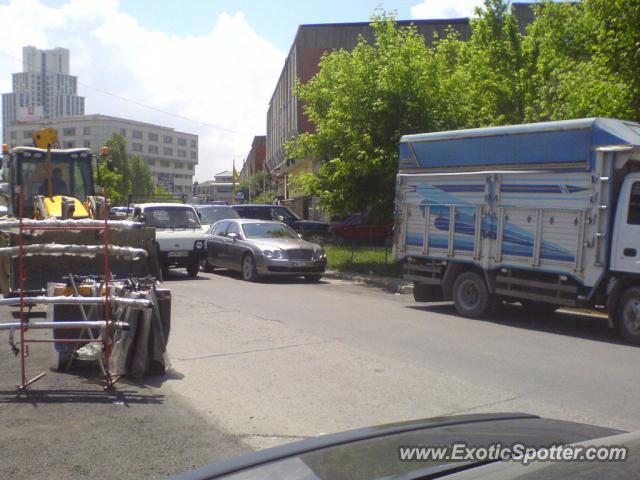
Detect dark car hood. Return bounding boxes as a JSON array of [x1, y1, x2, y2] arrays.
[[172, 413, 623, 480]]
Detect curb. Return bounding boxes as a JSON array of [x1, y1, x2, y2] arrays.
[[324, 270, 413, 294]]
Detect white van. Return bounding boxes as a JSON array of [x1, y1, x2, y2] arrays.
[[132, 203, 206, 278]]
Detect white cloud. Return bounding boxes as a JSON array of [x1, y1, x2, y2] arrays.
[[0, 0, 285, 180], [410, 0, 485, 19]]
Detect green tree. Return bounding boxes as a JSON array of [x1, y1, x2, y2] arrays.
[[238, 171, 275, 202], [457, 0, 526, 126], [94, 159, 124, 205], [287, 2, 640, 222], [105, 133, 131, 201], [287, 11, 446, 221], [130, 155, 155, 198], [99, 133, 158, 204]]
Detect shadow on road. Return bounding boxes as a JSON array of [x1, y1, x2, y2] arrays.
[[161, 270, 212, 281], [123, 368, 185, 388], [202, 268, 330, 285], [0, 388, 164, 405], [407, 303, 629, 346]]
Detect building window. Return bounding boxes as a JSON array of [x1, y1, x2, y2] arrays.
[[175, 186, 183, 192], [148, 145, 158, 154], [190, 151, 197, 159], [132, 130, 143, 139], [160, 160, 170, 168], [177, 149, 186, 158], [83, 140, 91, 148], [120, 128, 127, 137], [163, 147, 173, 156], [23, 130, 33, 139], [163, 135, 173, 144], [83, 127, 91, 135], [147, 159, 155, 166], [132, 143, 143, 152], [190, 139, 197, 148], [62, 128, 76, 136], [148, 132, 158, 142], [174, 162, 184, 169], [177, 138, 186, 146], [63, 141, 75, 148]]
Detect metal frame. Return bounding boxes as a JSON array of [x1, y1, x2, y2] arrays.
[[1, 190, 146, 391]]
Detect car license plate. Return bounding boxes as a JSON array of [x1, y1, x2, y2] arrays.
[[292, 261, 311, 267], [168, 251, 189, 258]]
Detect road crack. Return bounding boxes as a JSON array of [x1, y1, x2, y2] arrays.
[[442, 394, 523, 417], [173, 340, 331, 362]]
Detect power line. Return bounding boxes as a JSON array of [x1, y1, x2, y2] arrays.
[[0, 49, 242, 135]]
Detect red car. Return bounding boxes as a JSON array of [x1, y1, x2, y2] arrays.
[[329, 214, 393, 245]]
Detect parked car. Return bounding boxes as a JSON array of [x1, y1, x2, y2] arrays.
[[205, 219, 326, 282], [173, 413, 626, 479], [193, 204, 239, 229], [329, 213, 393, 245], [232, 204, 329, 244], [132, 203, 206, 278]]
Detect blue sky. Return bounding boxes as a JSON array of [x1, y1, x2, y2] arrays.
[[25, 0, 533, 52], [0, 0, 547, 179]]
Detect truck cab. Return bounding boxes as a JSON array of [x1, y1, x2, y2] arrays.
[[133, 203, 206, 278]]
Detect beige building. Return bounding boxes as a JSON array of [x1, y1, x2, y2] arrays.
[[5, 114, 198, 200], [194, 171, 234, 204]]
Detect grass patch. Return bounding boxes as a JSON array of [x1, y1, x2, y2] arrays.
[[324, 245, 402, 277]]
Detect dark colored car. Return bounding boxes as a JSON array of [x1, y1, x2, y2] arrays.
[[205, 219, 326, 282], [329, 213, 393, 245], [232, 204, 329, 244], [172, 413, 629, 480], [194, 204, 240, 229]]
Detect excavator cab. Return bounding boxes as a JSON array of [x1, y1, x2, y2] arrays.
[[9, 147, 94, 218]]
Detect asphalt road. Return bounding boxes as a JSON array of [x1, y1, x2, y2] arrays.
[[0, 306, 250, 479], [2, 270, 637, 478], [162, 268, 640, 452]]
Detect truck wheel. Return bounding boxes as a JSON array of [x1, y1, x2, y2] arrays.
[[616, 286, 640, 345], [521, 300, 559, 315], [186, 262, 200, 278], [452, 271, 496, 319], [241, 254, 259, 282]]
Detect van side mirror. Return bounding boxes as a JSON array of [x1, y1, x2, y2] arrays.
[[227, 232, 238, 241]]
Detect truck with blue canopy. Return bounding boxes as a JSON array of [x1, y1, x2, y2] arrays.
[[393, 118, 640, 344]]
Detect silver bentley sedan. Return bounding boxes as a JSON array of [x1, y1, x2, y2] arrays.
[[204, 219, 327, 282]]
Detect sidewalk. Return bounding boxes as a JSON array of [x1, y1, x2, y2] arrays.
[[324, 270, 413, 294]]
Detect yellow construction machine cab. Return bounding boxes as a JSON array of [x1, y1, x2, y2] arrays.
[[1, 128, 104, 219]]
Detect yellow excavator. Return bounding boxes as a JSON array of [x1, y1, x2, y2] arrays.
[[0, 128, 159, 294], [4, 127, 107, 220]]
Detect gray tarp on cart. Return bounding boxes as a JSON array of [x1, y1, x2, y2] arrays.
[[109, 289, 170, 378]]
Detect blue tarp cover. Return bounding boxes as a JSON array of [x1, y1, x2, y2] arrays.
[[399, 118, 640, 171]]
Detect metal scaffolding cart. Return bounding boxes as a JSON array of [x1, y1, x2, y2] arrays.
[[0, 189, 151, 390]]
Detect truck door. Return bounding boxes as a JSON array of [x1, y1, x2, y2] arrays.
[[611, 174, 640, 273]]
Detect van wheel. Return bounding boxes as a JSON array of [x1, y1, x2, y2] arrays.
[[616, 286, 640, 345], [241, 254, 259, 282], [452, 271, 496, 319], [186, 262, 200, 278]]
